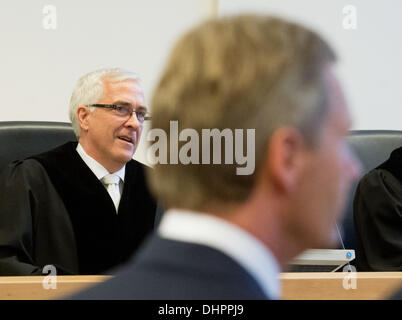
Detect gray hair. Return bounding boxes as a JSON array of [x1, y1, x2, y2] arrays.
[[69, 68, 139, 138]]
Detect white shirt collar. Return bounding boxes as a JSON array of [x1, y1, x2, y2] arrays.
[[76, 143, 125, 181], [158, 208, 281, 299]]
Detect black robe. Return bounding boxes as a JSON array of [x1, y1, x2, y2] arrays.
[[0, 142, 156, 275], [354, 146, 402, 271]]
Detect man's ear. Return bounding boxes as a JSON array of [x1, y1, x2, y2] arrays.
[[77, 105, 91, 133], [265, 127, 307, 194]]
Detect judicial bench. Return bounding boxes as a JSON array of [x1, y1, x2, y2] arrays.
[[1, 272, 402, 300]]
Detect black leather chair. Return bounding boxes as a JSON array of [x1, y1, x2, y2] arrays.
[[0, 121, 76, 171], [340, 130, 402, 252]]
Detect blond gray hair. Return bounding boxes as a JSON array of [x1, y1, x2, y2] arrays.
[[69, 68, 139, 138], [148, 15, 336, 211]]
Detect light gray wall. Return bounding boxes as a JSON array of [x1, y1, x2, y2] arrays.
[[0, 0, 215, 164], [3, 0, 398, 164], [219, 0, 402, 131]]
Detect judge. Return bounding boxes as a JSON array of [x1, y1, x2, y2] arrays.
[[0, 68, 157, 275], [354, 147, 402, 271]]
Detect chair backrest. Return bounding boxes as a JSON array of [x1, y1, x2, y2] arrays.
[[0, 121, 76, 171], [340, 130, 402, 251]]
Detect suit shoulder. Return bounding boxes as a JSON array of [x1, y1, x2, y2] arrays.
[[0, 158, 57, 206], [1, 158, 48, 181], [73, 236, 268, 299]]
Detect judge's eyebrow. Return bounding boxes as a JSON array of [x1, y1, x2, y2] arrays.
[[112, 101, 131, 106]]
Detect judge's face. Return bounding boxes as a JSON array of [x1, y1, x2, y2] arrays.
[[288, 68, 361, 249], [78, 78, 145, 172]]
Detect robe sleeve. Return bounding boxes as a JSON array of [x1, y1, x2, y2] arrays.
[[0, 159, 77, 275], [353, 169, 402, 271]]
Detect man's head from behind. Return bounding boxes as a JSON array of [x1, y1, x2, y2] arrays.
[[69, 68, 146, 172], [148, 15, 360, 263]]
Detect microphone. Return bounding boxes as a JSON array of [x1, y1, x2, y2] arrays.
[[335, 221, 353, 272]]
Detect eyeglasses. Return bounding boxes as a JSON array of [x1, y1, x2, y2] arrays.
[[87, 104, 151, 123]]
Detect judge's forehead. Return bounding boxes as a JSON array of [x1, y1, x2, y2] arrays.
[[100, 79, 145, 105]]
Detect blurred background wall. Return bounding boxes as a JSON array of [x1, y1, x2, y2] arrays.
[[219, 0, 402, 132]]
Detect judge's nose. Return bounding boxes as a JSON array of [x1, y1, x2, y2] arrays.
[[124, 111, 142, 129]]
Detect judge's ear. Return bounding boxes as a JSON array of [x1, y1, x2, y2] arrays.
[[264, 127, 308, 194], [76, 105, 91, 133]]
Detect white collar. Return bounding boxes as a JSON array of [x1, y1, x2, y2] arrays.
[[76, 143, 125, 181], [158, 208, 281, 299]]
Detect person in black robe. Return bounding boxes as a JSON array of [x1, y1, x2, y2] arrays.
[[354, 146, 402, 271], [0, 68, 157, 275]]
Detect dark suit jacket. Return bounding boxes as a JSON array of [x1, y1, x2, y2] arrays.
[[0, 142, 157, 276], [71, 234, 269, 300]]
